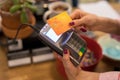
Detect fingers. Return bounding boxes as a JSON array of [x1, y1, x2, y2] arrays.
[[69, 18, 87, 32], [54, 52, 62, 60], [62, 49, 77, 72], [69, 9, 88, 32], [69, 17, 86, 27], [70, 9, 86, 19], [62, 49, 74, 69], [62, 48, 81, 79], [70, 9, 81, 19]]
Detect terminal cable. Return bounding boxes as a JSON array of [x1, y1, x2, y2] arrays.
[[0, 24, 39, 46]]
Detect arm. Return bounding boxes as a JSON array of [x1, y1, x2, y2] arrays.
[[100, 71, 120, 80], [95, 17, 120, 35], [69, 9, 120, 35], [62, 49, 120, 80], [62, 49, 100, 80]]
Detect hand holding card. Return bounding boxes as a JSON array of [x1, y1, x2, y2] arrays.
[[47, 11, 72, 35]]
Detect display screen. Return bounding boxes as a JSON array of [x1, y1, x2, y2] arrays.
[[46, 28, 61, 42]]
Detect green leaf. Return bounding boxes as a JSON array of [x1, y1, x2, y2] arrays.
[[20, 10, 28, 23], [12, 0, 20, 4], [27, 4, 37, 12], [9, 4, 21, 13], [25, 2, 37, 12]]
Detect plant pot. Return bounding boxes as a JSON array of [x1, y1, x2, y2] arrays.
[[97, 34, 120, 67], [2, 14, 36, 39], [0, 10, 34, 30]]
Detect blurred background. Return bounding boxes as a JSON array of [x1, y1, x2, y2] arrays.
[[0, 0, 120, 80]]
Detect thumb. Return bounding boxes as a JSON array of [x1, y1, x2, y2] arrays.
[[62, 49, 76, 71], [62, 49, 81, 77]]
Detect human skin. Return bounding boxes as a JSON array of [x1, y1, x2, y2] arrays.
[[69, 9, 120, 35], [61, 9, 120, 80], [61, 49, 120, 80], [62, 49, 100, 80]]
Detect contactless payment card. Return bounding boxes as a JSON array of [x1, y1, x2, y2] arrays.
[[47, 11, 72, 35]]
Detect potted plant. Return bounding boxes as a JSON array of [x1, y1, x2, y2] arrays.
[[0, 0, 37, 39]]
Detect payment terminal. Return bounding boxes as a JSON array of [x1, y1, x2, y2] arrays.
[[39, 24, 87, 66]]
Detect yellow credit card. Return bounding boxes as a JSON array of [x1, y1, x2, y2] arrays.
[[47, 11, 72, 35]]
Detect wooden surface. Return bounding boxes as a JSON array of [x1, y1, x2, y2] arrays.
[[0, 2, 120, 80], [0, 46, 116, 80], [0, 46, 64, 80], [0, 37, 116, 80]]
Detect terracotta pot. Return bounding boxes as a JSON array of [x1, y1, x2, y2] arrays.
[[0, 10, 34, 30], [2, 14, 36, 39]]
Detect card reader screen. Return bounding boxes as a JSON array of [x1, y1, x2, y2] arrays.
[[46, 28, 61, 42]]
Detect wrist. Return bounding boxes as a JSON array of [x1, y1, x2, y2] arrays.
[[97, 17, 120, 34], [80, 70, 100, 80], [99, 72, 120, 80], [97, 16, 108, 26]]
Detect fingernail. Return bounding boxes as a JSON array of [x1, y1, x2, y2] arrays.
[[69, 22, 75, 26], [63, 48, 68, 54], [80, 27, 87, 32]]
